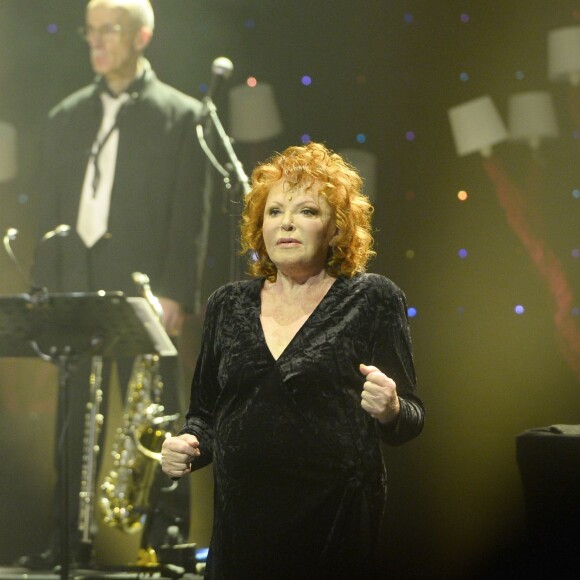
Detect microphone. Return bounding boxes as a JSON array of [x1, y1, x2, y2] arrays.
[[3, 227, 28, 288], [29, 224, 71, 292], [40, 223, 71, 243], [204, 57, 234, 105]]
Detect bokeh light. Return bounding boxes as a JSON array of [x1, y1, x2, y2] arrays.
[[458, 248, 468, 259], [301, 75, 312, 86], [407, 307, 417, 318], [457, 190, 468, 201], [246, 76, 257, 88], [514, 305, 525, 315]]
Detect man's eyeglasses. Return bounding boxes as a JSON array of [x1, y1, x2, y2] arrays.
[[77, 24, 125, 41]]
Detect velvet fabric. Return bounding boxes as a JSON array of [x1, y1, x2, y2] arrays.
[[181, 273, 425, 579]]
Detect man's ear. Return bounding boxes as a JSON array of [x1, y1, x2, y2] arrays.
[[135, 27, 153, 52]]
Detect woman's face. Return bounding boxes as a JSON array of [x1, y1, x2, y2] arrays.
[[262, 180, 338, 277]]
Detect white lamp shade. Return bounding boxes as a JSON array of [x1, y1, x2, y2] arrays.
[[229, 82, 283, 143], [508, 91, 559, 147], [0, 121, 17, 182], [548, 26, 580, 85], [337, 148, 377, 202], [448, 95, 508, 157]]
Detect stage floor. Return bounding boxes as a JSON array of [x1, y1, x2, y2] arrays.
[[0, 567, 203, 579]]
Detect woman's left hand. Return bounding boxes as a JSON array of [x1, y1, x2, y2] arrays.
[[359, 363, 401, 425]]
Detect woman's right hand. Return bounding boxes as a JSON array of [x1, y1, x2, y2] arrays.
[[161, 433, 200, 479]]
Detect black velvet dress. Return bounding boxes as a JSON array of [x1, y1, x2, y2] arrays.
[[181, 273, 424, 579]]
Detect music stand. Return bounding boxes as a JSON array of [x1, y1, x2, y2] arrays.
[[0, 291, 176, 580]]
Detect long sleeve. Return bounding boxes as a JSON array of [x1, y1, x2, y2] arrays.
[[367, 276, 425, 445], [179, 286, 226, 469]]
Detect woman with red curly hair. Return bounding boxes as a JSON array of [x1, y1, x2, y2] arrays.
[[162, 142, 424, 579]]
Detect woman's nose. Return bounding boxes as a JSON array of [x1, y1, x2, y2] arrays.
[[281, 211, 294, 230]]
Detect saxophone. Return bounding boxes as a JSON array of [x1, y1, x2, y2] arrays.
[[99, 272, 179, 533]]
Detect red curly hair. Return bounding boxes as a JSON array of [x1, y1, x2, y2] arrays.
[[240, 142, 375, 280]]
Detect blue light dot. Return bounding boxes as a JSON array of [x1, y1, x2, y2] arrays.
[[244, 18, 256, 29], [572, 248, 580, 258], [300, 134, 311, 144], [515, 70, 525, 80], [459, 72, 470, 82], [199, 82, 208, 94], [407, 307, 417, 318], [572, 307, 580, 317], [47, 23, 58, 34], [301, 75, 312, 86], [460, 13, 470, 23], [404, 13, 414, 24], [356, 133, 366, 144], [18, 194, 29, 204], [572, 189, 580, 199], [405, 131, 415, 141], [514, 305, 525, 315], [458, 248, 468, 259]]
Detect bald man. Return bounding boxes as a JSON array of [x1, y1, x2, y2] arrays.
[[25, 0, 205, 568]]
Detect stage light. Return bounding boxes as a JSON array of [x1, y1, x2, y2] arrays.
[[447, 95, 508, 157], [507, 91, 559, 150]]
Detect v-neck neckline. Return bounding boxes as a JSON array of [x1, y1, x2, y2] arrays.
[[257, 276, 342, 362]]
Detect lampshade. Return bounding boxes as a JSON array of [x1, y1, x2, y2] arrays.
[[508, 91, 559, 149], [229, 82, 283, 143], [548, 26, 580, 86], [0, 121, 17, 183], [447, 95, 508, 157], [338, 148, 377, 202]]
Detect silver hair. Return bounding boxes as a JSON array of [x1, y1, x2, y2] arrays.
[[88, 0, 155, 31]]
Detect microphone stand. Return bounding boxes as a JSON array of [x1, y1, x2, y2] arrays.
[[197, 97, 251, 282]]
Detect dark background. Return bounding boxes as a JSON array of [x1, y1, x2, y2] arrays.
[[1, 1, 579, 577]]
